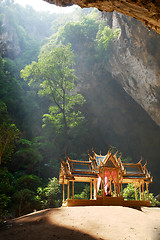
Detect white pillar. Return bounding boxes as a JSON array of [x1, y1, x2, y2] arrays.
[[94, 179, 97, 200]]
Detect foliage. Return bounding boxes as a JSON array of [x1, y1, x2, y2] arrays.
[[0, 1, 57, 139], [74, 184, 90, 199], [0, 102, 20, 166], [96, 25, 121, 51], [37, 177, 61, 208], [17, 174, 42, 192], [13, 188, 41, 216], [15, 138, 44, 176], [0, 168, 16, 195], [0, 168, 14, 221], [142, 191, 160, 207], [0, 168, 14, 220], [0, 123, 19, 164], [21, 43, 85, 152], [3, 2, 160, 222], [123, 184, 160, 206], [0, 175, 61, 218], [56, 15, 100, 49], [55, 13, 120, 68], [0, 194, 11, 221], [123, 183, 137, 200]]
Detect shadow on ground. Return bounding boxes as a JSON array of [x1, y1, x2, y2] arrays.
[[0, 209, 98, 240]]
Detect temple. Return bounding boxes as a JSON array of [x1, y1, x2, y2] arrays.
[[59, 149, 152, 207]]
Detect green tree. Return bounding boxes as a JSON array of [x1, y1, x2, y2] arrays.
[[37, 177, 61, 208], [96, 25, 121, 51], [0, 194, 11, 221], [17, 174, 42, 192], [13, 188, 41, 216], [54, 12, 121, 75], [21, 44, 85, 152], [123, 183, 160, 206], [16, 138, 44, 176], [123, 183, 137, 200], [74, 184, 90, 199], [0, 102, 19, 166], [0, 168, 15, 220]]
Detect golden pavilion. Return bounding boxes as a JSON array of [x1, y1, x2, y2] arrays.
[[59, 149, 152, 207]]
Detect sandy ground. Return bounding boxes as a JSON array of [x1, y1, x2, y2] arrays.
[[0, 206, 160, 240]]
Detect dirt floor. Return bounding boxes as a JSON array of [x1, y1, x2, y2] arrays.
[[0, 206, 160, 240]]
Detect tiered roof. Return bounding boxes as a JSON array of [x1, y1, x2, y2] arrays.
[[59, 155, 97, 184], [59, 149, 152, 184], [123, 160, 152, 183]]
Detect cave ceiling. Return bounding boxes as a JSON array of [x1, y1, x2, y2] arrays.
[[44, 0, 160, 34]]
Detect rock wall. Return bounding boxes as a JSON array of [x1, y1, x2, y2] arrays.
[[106, 12, 160, 126], [75, 13, 160, 194], [0, 17, 21, 58], [81, 62, 160, 195]]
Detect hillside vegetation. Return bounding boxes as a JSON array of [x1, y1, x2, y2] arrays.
[[0, 0, 160, 220]]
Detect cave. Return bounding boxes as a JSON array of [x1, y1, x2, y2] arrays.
[[45, 0, 160, 35], [1, 1, 160, 204], [43, 0, 160, 194]]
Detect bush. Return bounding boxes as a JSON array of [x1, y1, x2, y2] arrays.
[[17, 174, 42, 191], [0, 168, 16, 221], [0, 194, 11, 222], [74, 184, 90, 199], [123, 183, 137, 200], [123, 184, 160, 206], [37, 177, 62, 208], [13, 188, 41, 216], [0, 168, 16, 195], [143, 191, 160, 207]]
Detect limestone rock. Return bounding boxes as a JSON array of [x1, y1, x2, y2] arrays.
[[0, 18, 21, 58], [106, 12, 160, 126]]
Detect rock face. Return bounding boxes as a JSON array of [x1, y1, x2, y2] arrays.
[[45, 0, 160, 35], [73, 13, 160, 194], [81, 64, 160, 195], [106, 12, 160, 126], [0, 18, 21, 58]]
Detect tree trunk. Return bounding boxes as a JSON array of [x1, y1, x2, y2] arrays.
[[19, 196, 22, 216], [63, 112, 69, 154]]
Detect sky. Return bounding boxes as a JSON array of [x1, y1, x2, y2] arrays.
[[14, 0, 79, 14]]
